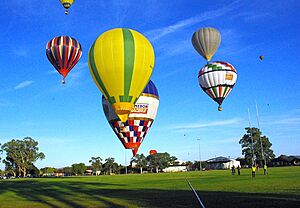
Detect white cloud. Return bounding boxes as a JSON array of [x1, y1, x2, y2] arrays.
[[73, 61, 88, 70], [46, 70, 58, 75], [229, 11, 273, 22], [145, 1, 239, 41], [243, 12, 272, 22], [20, 121, 36, 127], [11, 48, 29, 57], [39, 137, 73, 145], [256, 113, 300, 137], [0, 101, 13, 107], [268, 117, 300, 125], [14, 81, 33, 90], [171, 118, 243, 130], [156, 39, 192, 59], [210, 137, 240, 144], [0, 88, 13, 95]]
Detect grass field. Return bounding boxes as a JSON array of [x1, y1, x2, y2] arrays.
[[0, 166, 299, 208]]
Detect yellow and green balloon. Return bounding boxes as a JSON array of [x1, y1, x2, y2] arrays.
[[88, 28, 155, 122], [60, 0, 74, 15]]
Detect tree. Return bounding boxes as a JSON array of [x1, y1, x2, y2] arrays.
[[3, 159, 16, 177], [0, 143, 2, 161], [40, 167, 56, 176], [192, 161, 207, 170], [184, 161, 193, 171], [111, 162, 120, 174], [89, 157, 102, 175], [28, 164, 40, 177], [239, 127, 275, 166], [103, 157, 118, 175], [1, 137, 45, 177], [71, 163, 86, 176], [147, 152, 174, 173], [131, 154, 147, 174], [169, 156, 178, 165], [62, 166, 73, 176], [236, 157, 247, 167]]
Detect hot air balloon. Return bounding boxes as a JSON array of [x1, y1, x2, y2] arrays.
[[198, 61, 237, 111], [89, 28, 155, 122], [46, 36, 82, 84], [259, 55, 264, 60], [149, 150, 157, 155], [60, 0, 74, 15], [192, 27, 221, 62], [102, 80, 159, 156]]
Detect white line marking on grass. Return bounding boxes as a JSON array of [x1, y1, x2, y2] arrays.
[[186, 178, 205, 208]]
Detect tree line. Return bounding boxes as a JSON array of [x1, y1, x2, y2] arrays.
[[0, 137, 203, 178], [0, 127, 275, 177]]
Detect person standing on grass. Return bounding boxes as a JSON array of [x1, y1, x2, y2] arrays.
[[264, 164, 268, 175], [252, 165, 256, 178], [237, 165, 241, 175], [231, 165, 235, 175], [256, 163, 259, 172]]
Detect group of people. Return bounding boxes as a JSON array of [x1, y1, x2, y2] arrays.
[[252, 164, 268, 178], [231, 164, 268, 177], [231, 165, 241, 175]]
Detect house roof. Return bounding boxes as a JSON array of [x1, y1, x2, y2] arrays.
[[206, 156, 231, 163], [272, 155, 300, 162]]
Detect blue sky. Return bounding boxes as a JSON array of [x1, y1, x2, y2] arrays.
[[0, 0, 299, 169]]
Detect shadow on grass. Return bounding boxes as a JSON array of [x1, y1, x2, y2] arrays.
[[0, 179, 299, 208], [200, 191, 300, 208]]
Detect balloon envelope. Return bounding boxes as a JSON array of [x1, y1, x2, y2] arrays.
[[198, 61, 237, 111], [89, 28, 155, 122], [192, 27, 221, 62], [102, 80, 159, 156], [132, 148, 139, 156], [60, 0, 74, 14], [149, 150, 157, 155], [46, 36, 82, 82]]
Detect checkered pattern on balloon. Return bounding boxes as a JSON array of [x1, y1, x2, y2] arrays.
[[109, 119, 154, 150], [102, 80, 159, 156]]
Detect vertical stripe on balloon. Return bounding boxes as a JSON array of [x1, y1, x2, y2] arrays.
[[120, 29, 135, 103], [88, 43, 116, 104]]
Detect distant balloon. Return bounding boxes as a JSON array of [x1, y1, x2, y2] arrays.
[[198, 61, 237, 111], [60, 0, 74, 15], [149, 150, 157, 155], [192, 27, 221, 62], [259, 55, 264, 60], [89, 28, 155, 122], [102, 80, 159, 156], [46, 36, 82, 84]]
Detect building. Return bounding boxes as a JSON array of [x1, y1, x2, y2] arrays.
[[206, 156, 240, 170], [85, 169, 93, 175], [162, 165, 187, 173], [53, 172, 64, 177], [270, 155, 300, 166]]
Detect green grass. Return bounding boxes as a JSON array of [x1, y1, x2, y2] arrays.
[[0, 166, 299, 207]]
